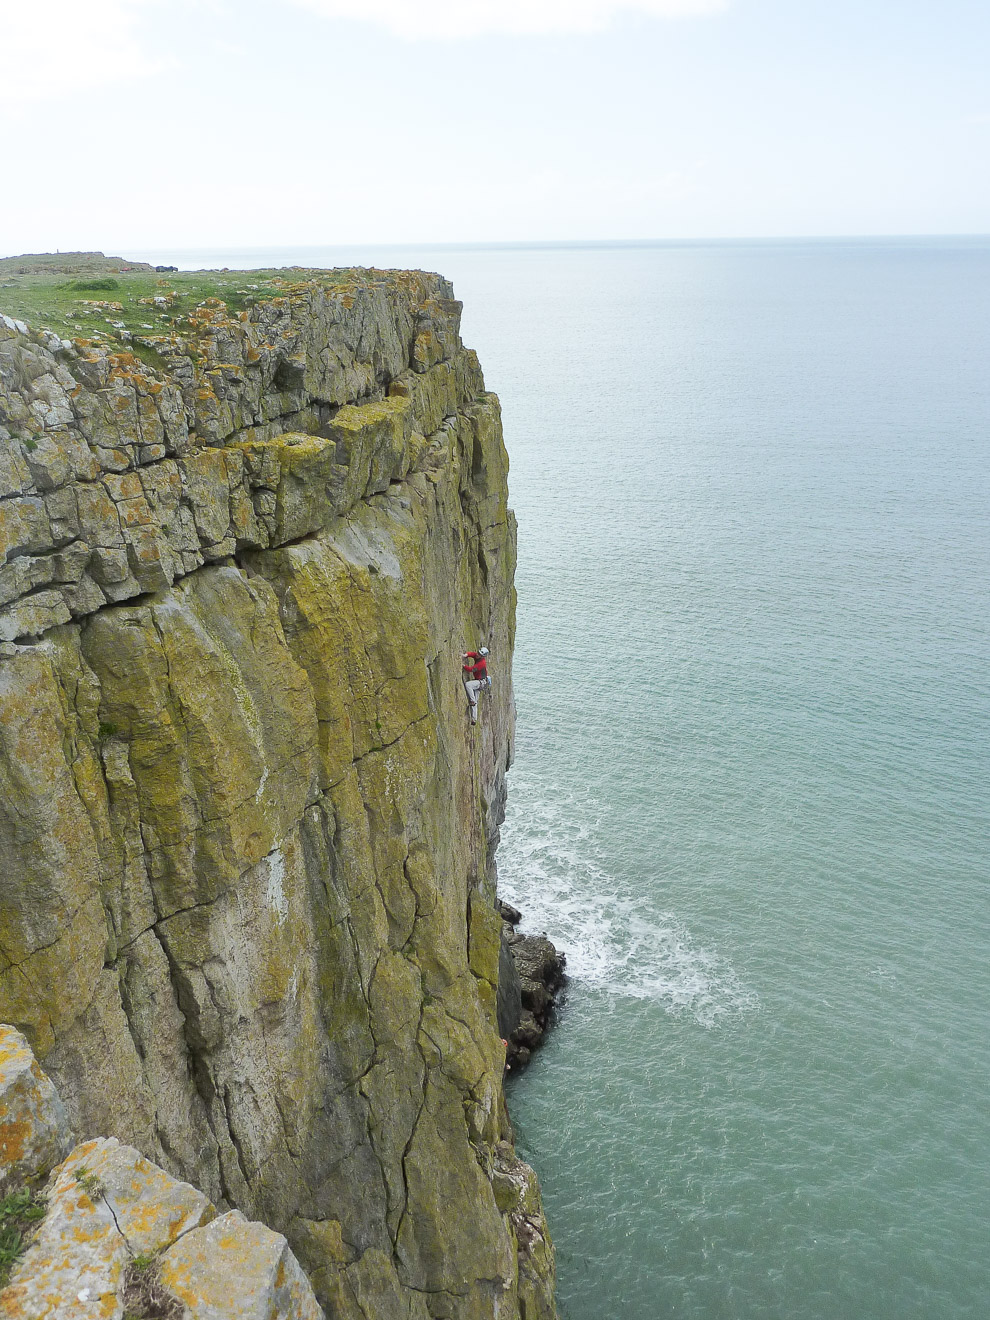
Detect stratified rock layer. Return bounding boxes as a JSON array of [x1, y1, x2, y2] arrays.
[[0, 271, 555, 1319]]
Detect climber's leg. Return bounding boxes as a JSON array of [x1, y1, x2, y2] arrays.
[[464, 679, 482, 723]]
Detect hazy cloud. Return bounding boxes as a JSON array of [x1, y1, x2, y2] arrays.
[[0, 0, 728, 107], [0, 0, 160, 102], [287, 0, 729, 40]]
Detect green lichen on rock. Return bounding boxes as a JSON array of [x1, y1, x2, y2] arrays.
[[0, 262, 554, 1319]]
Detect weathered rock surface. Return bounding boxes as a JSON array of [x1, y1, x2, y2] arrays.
[[0, 1031, 323, 1319], [158, 1210, 323, 1320], [498, 910, 566, 1073], [0, 1026, 71, 1194], [0, 273, 478, 644], [0, 269, 555, 1318]]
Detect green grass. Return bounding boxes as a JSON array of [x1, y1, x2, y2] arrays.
[[69, 278, 120, 292], [128, 340, 169, 372], [72, 1165, 106, 1200], [0, 256, 399, 357], [0, 1186, 47, 1287]]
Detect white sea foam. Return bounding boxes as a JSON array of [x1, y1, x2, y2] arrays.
[[499, 785, 756, 1025]]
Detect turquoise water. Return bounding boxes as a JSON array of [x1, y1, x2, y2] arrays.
[[482, 239, 990, 1320], [145, 238, 990, 1318]]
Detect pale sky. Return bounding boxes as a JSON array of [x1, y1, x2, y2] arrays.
[[1, 0, 988, 253]]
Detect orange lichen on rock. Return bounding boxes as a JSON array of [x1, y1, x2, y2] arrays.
[[0, 1025, 72, 1193], [0, 1119, 29, 1165], [158, 1212, 324, 1320], [0, 1086, 321, 1318], [55, 1140, 215, 1257], [0, 1148, 127, 1319]]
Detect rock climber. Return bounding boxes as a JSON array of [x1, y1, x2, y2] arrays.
[[462, 647, 491, 724]]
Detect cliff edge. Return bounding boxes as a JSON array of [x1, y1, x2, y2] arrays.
[[0, 260, 555, 1319]]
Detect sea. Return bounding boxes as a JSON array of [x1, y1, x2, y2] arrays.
[[134, 237, 990, 1319]]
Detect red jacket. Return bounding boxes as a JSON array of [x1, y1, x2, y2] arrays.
[[462, 652, 488, 680]]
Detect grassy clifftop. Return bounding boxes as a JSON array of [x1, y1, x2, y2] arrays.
[[0, 250, 390, 352]]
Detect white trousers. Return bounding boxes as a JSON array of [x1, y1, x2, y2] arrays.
[[464, 678, 486, 723]]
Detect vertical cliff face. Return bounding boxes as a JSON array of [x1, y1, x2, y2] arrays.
[[0, 270, 555, 1319]]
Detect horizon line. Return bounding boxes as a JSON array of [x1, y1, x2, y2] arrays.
[[4, 232, 990, 263]]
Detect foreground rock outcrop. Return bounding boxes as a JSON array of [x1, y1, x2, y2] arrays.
[[0, 265, 555, 1318], [0, 1023, 323, 1318]]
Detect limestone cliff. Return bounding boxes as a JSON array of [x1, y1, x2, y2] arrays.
[[0, 266, 555, 1319]]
